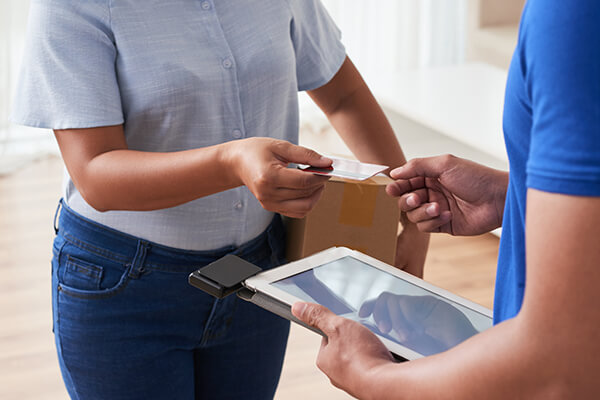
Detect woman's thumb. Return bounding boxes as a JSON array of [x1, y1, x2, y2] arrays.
[[279, 143, 332, 167]]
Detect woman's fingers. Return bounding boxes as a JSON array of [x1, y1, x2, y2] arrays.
[[283, 167, 331, 190], [250, 165, 330, 216], [276, 185, 326, 218], [274, 141, 332, 168], [263, 182, 327, 202]]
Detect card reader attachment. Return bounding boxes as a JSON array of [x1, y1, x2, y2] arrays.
[[188, 254, 326, 337], [188, 254, 262, 299]]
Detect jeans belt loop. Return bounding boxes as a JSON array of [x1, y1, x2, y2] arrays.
[[129, 240, 151, 279], [53, 200, 63, 235]]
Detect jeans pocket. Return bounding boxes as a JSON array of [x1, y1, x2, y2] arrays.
[[57, 241, 132, 300], [62, 256, 103, 290]]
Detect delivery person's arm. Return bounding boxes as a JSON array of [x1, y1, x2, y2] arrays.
[[307, 56, 429, 276], [293, 188, 600, 399]]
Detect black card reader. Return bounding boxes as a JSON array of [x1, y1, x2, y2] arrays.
[[188, 254, 327, 338], [188, 254, 262, 299]]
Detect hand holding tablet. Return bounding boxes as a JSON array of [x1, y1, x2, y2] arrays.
[[258, 248, 492, 359], [189, 247, 492, 361]]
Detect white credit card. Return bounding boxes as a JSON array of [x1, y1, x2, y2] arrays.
[[296, 157, 388, 181]]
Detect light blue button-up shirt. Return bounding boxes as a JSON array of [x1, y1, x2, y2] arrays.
[[11, 0, 346, 250]]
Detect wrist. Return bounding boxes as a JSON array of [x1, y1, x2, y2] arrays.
[[492, 170, 509, 227], [493, 170, 509, 198], [360, 360, 403, 400], [218, 140, 245, 188]]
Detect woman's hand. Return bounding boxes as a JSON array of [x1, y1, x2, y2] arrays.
[[292, 302, 395, 400], [229, 138, 332, 218], [386, 155, 508, 236]]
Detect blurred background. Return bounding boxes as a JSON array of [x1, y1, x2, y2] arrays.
[[1, 0, 522, 171], [300, 0, 520, 171], [1, 0, 522, 398]]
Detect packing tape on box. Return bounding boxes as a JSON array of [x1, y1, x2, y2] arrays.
[[338, 182, 378, 227]]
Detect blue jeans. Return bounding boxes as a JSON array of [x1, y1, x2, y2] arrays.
[[51, 200, 290, 400]]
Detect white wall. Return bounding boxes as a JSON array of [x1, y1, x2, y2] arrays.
[[1, 0, 56, 168], [300, 0, 470, 159], [322, 0, 467, 93]]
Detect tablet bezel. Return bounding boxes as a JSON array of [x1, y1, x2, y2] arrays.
[[243, 246, 493, 360]]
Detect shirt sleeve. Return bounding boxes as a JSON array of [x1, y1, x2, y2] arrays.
[[10, 0, 123, 130], [523, 1, 600, 196], [287, 0, 346, 92]]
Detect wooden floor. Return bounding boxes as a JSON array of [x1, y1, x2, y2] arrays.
[[0, 156, 499, 399]]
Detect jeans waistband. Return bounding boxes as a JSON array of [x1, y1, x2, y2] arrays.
[[54, 199, 285, 271]]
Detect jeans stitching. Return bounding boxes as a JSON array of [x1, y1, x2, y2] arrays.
[[52, 238, 67, 333], [56, 300, 81, 400], [199, 298, 221, 346], [63, 233, 129, 264], [128, 241, 149, 279], [57, 281, 130, 300], [54, 238, 82, 400], [60, 235, 271, 272], [66, 256, 103, 279], [57, 262, 134, 300], [59, 207, 278, 272]]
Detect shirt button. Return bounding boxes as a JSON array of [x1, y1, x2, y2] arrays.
[[201, 1, 211, 10], [232, 129, 242, 139], [222, 58, 233, 69], [235, 201, 243, 210]]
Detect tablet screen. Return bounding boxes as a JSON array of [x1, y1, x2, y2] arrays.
[[273, 256, 492, 356]]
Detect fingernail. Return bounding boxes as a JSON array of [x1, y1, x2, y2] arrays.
[[378, 321, 391, 334], [426, 204, 438, 216], [292, 302, 307, 317], [320, 156, 332, 163], [390, 166, 403, 177], [406, 195, 418, 207]]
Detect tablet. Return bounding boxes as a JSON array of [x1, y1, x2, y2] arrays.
[[243, 247, 493, 360]]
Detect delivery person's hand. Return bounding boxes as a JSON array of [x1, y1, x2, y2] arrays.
[[359, 293, 479, 354], [386, 155, 509, 236], [232, 138, 332, 218], [291, 302, 395, 400]]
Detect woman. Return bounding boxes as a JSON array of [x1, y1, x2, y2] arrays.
[[11, 0, 428, 399]]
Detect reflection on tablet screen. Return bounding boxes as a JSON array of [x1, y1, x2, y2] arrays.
[[273, 256, 492, 356]]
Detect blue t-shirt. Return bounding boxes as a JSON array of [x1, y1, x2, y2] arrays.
[[495, 0, 600, 323]]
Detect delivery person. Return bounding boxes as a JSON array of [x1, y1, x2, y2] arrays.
[[293, 1, 600, 398]]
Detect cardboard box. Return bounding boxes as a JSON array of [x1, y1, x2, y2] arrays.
[[285, 175, 399, 265]]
